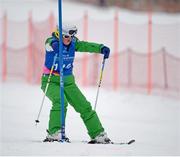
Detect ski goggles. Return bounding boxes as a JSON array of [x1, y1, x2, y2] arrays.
[[53, 30, 76, 39], [62, 29, 77, 38], [63, 34, 72, 38], [68, 29, 77, 36]]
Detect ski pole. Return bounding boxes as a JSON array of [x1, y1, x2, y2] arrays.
[[94, 56, 106, 111], [35, 53, 58, 125]]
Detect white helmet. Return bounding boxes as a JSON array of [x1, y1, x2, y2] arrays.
[[62, 23, 77, 37]]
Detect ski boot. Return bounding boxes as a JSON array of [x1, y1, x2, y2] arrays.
[[88, 131, 111, 144], [43, 130, 70, 142]]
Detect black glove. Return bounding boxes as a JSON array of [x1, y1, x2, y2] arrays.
[[101, 46, 110, 59]]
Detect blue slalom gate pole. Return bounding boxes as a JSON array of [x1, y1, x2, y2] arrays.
[[58, 0, 65, 141]]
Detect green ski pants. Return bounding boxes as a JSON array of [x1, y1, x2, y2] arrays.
[[41, 74, 104, 139]]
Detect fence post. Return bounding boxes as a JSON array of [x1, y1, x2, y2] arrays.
[[49, 12, 55, 33], [113, 10, 119, 90], [162, 47, 168, 89], [147, 9, 152, 94], [27, 11, 33, 83], [91, 54, 99, 86], [2, 12, 7, 82], [82, 11, 88, 86], [127, 48, 132, 88]]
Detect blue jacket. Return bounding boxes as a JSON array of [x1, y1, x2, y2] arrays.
[[44, 36, 76, 76], [44, 33, 103, 76]]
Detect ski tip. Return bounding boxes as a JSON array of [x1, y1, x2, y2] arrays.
[[128, 139, 135, 145]]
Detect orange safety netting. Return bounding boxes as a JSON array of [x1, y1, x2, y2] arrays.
[[1, 12, 180, 98]]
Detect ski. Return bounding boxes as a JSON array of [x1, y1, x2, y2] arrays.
[[86, 139, 135, 145], [43, 138, 135, 145], [111, 139, 135, 145], [43, 137, 70, 143]]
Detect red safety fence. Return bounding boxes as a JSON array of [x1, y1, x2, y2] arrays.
[[1, 11, 180, 98]]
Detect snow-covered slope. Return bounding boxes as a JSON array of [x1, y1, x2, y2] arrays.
[[0, 82, 179, 155]]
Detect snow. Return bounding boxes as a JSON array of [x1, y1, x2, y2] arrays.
[[0, 81, 180, 156]]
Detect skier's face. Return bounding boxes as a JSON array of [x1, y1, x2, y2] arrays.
[[63, 35, 72, 45]]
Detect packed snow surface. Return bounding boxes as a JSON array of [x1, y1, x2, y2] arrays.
[[0, 82, 180, 156]]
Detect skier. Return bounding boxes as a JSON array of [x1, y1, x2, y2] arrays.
[[41, 24, 111, 144]]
